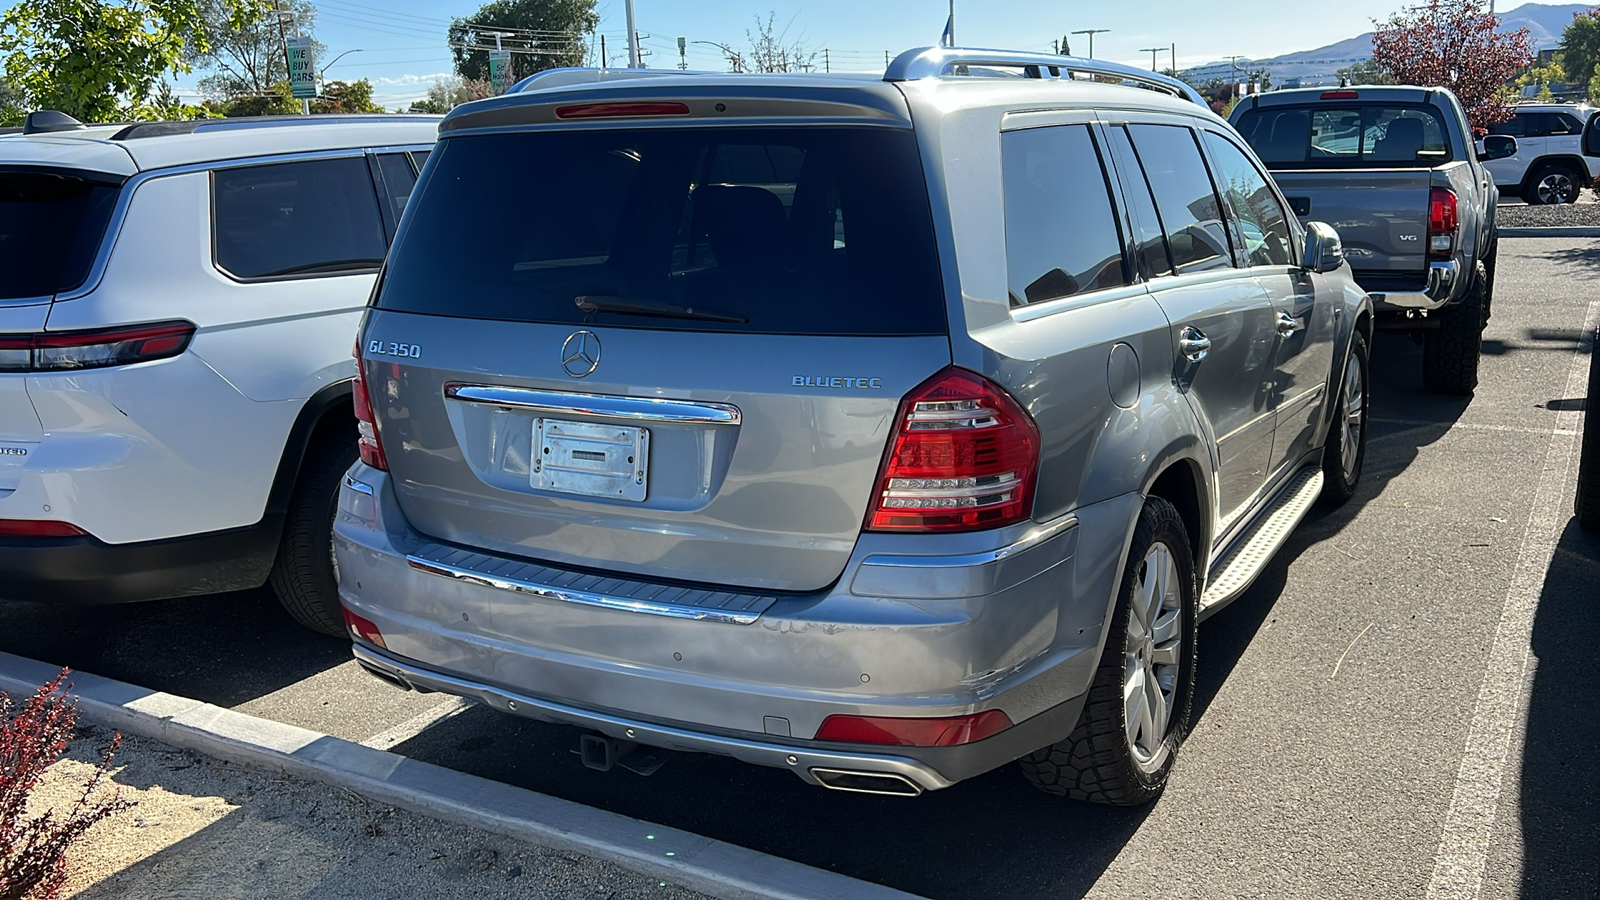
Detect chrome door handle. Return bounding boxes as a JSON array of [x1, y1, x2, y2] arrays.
[[1178, 326, 1211, 362], [1277, 312, 1304, 336]]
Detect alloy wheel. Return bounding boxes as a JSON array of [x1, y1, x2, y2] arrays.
[[1537, 171, 1577, 204], [1341, 351, 1367, 482], [1124, 541, 1183, 771]]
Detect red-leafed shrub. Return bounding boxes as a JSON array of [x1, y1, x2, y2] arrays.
[[0, 670, 130, 900], [1371, 0, 1535, 132]]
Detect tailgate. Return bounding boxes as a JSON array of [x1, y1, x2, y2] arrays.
[[1270, 169, 1434, 276]]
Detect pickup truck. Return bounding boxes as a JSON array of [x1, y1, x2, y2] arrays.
[[1230, 86, 1515, 395]]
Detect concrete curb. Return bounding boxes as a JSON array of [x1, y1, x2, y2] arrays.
[[1498, 226, 1600, 238], [0, 652, 924, 900]]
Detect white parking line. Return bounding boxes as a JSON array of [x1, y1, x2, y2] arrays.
[[1369, 417, 1579, 437], [360, 696, 475, 750], [1424, 300, 1598, 900]]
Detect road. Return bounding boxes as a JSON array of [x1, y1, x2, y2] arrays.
[[3, 238, 1595, 899]]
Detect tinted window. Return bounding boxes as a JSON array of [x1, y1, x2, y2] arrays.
[[410, 149, 430, 171], [375, 152, 417, 223], [1489, 115, 1526, 137], [1128, 124, 1232, 273], [1104, 125, 1172, 279], [377, 128, 946, 335], [1201, 132, 1294, 267], [1237, 105, 1450, 167], [1001, 125, 1128, 305], [0, 172, 119, 300], [213, 156, 386, 280], [1552, 113, 1584, 135]]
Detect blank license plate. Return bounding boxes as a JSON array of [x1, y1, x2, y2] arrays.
[[532, 418, 649, 502]]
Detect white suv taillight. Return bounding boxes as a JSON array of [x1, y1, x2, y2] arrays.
[[865, 367, 1040, 533], [0, 321, 195, 373], [351, 341, 388, 471], [1428, 187, 1458, 260]]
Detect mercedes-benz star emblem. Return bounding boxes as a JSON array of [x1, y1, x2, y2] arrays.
[[561, 330, 601, 378]]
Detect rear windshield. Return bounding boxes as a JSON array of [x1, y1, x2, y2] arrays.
[[0, 171, 120, 300], [376, 127, 947, 335], [1236, 105, 1452, 168]]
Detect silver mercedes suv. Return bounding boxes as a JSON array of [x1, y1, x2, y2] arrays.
[[336, 47, 1374, 805]]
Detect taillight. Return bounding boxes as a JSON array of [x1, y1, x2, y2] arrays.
[[1428, 187, 1458, 259], [0, 321, 195, 373], [865, 367, 1040, 533], [343, 607, 387, 649], [0, 519, 88, 537], [814, 711, 1013, 747], [351, 341, 387, 471]]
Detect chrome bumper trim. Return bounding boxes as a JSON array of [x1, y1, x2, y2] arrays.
[[857, 513, 1078, 569], [1367, 260, 1458, 310], [343, 474, 375, 496], [351, 644, 959, 792], [444, 383, 741, 425]]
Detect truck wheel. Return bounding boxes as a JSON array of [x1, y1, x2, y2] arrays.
[[268, 435, 357, 637], [1481, 234, 1497, 328], [1526, 164, 1581, 204], [1018, 496, 1197, 806], [1322, 330, 1369, 506], [1422, 261, 1486, 396], [1577, 325, 1600, 531]]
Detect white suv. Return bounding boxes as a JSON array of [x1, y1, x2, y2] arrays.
[[0, 111, 438, 634], [1483, 102, 1600, 203]]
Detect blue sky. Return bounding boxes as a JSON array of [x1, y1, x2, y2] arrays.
[[180, 0, 1411, 107]]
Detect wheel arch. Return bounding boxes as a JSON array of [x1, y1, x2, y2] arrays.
[[1140, 447, 1212, 578], [263, 379, 356, 527], [1521, 155, 1592, 195]]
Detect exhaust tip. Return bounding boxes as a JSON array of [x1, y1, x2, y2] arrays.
[[356, 661, 413, 692], [810, 768, 924, 797]]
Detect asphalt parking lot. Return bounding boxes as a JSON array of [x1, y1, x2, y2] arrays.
[[2, 238, 1596, 899]]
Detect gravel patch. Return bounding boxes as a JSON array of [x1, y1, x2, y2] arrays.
[[29, 728, 710, 900], [1497, 196, 1600, 228]]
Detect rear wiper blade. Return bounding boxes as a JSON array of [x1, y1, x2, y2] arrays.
[[575, 295, 747, 324]]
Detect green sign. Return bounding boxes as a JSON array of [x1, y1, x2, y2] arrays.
[[287, 36, 316, 99], [489, 49, 512, 94]]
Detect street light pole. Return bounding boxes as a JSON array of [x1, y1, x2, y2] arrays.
[[319, 48, 365, 86], [1071, 29, 1110, 59], [1139, 47, 1162, 71], [624, 0, 640, 67]]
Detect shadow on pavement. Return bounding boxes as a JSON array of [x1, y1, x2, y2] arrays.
[[1519, 518, 1600, 898], [1538, 246, 1600, 274]]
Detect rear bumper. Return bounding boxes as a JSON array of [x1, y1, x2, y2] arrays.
[[334, 464, 1141, 791], [1364, 260, 1458, 312]]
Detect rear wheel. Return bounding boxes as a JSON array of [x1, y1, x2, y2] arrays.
[[269, 435, 357, 637], [1018, 497, 1197, 806], [1422, 261, 1486, 396], [1526, 164, 1582, 204], [1577, 325, 1600, 531], [1481, 234, 1497, 327], [1321, 329, 1369, 506]]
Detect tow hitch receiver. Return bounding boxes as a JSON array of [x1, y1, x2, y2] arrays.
[[576, 733, 667, 776]]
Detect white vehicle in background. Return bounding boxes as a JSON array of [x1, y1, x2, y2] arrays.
[[1482, 102, 1600, 204], [0, 110, 438, 634]]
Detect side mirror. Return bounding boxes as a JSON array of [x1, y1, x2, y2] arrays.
[[1301, 221, 1345, 274], [1477, 134, 1517, 161]]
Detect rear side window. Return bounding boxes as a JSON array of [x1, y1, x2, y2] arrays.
[[0, 171, 119, 300], [1200, 132, 1294, 268], [1103, 125, 1173, 280], [1127, 124, 1232, 273], [1001, 124, 1128, 306], [213, 156, 387, 280], [1236, 105, 1450, 167], [376, 127, 946, 336], [374, 152, 418, 226]]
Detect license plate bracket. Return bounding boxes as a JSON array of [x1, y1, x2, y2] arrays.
[[532, 418, 649, 502]]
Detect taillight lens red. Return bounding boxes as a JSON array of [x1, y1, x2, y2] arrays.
[[1321, 90, 1360, 100], [352, 341, 388, 471], [554, 101, 691, 119], [0, 321, 195, 373], [342, 607, 387, 649], [0, 519, 88, 537], [865, 367, 1040, 532], [1428, 187, 1458, 259], [814, 711, 1013, 747]]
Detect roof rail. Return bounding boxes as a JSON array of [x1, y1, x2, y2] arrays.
[[107, 113, 440, 141], [512, 66, 718, 94], [884, 47, 1206, 107]]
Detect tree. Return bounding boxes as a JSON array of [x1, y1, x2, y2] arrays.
[[311, 78, 381, 114], [1336, 58, 1395, 86], [719, 12, 817, 73], [202, 80, 297, 116], [0, 0, 239, 122], [0, 81, 25, 125], [188, 0, 321, 101], [449, 0, 597, 86], [1370, 0, 1534, 131], [1559, 9, 1600, 93], [408, 74, 492, 113]]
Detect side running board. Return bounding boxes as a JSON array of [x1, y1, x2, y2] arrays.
[[1200, 467, 1324, 618]]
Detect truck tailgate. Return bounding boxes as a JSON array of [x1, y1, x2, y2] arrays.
[[1270, 169, 1433, 281]]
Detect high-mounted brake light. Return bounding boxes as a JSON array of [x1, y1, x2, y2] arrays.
[[814, 711, 1013, 747], [1428, 187, 1459, 259], [351, 340, 388, 471], [554, 101, 691, 119], [0, 321, 195, 373], [0, 519, 88, 538], [865, 367, 1040, 533], [1321, 90, 1360, 100]]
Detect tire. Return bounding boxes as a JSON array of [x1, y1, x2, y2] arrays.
[[1422, 261, 1486, 396], [1321, 329, 1369, 506], [1577, 325, 1600, 531], [1525, 164, 1582, 204], [1481, 234, 1497, 328], [268, 435, 357, 637], [1018, 497, 1198, 806]]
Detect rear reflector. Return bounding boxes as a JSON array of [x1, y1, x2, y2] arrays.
[[352, 340, 388, 471], [814, 711, 1013, 747], [0, 321, 195, 373], [0, 519, 88, 538], [554, 101, 691, 119], [1321, 90, 1360, 99], [343, 607, 387, 649], [866, 367, 1040, 532]]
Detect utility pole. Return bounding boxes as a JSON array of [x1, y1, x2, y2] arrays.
[[1052, 39, 1058, 55], [624, 0, 640, 67], [1170, 43, 1176, 75], [600, 34, 607, 68], [1140, 47, 1162, 71], [1224, 54, 1244, 91], [824, 48, 830, 73], [677, 36, 687, 69], [885, 50, 891, 68], [947, 0, 955, 45], [1071, 29, 1109, 59]]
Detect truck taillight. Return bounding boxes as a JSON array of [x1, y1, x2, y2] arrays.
[[352, 341, 388, 471], [1428, 187, 1458, 259], [0, 321, 195, 373], [865, 367, 1040, 533]]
